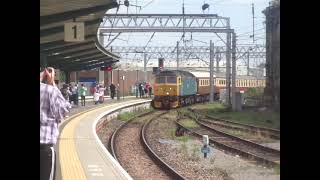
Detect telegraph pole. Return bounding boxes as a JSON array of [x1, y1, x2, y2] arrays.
[[231, 32, 237, 110], [209, 40, 215, 103], [176, 41, 179, 70], [252, 3, 255, 43], [226, 32, 231, 106], [247, 52, 250, 76], [216, 49, 220, 73]]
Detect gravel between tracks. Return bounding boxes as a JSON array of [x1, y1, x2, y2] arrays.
[[97, 117, 124, 147], [115, 111, 173, 180], [146, 111, 280, 180], [179, 118, 279, 163]]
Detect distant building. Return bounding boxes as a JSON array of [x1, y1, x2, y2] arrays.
[[263, 1, 280, 110]]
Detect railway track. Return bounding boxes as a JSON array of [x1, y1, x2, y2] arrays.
[[188, 108, 280, 140], [110, 110, 185, 180], [176, 115, 280, 167]]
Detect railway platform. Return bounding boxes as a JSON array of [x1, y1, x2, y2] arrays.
[[55, 98, 151, 180]]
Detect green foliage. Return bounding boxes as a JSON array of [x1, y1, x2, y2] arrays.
[[169, 128, 176, 139], [118, 108, 153, 122], [245, 87, 264, 98], [176, 135, 190, 143], [117, 112, 137, 121], [208, 111, 280, 129], [180, 119, 199, 129], [180, 142, 188, 157]]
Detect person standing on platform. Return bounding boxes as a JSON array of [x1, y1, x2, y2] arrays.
[[98, 85, 106, 103], [72, 84, 79, 106], [110, 83, 116, 99], [40, 67, 71, 180], [148, 85, 152, 98], [68, 84, 74, 104], [60, 84, 71, 101], [139, 83, 143, 98], [135, 83, 139, 98], [79, 84, 87, 106], [93, 90, 101, 105]]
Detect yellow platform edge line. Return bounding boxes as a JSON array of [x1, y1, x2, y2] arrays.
[[58, 100, 144, 180]]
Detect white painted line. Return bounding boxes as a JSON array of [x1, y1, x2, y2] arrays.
[[92, 99, 151, 180], [88, 168, 102, 172], [91, 173, 104, 176]]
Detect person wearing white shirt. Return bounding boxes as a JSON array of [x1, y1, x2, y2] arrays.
[[93, 91, 102, 105], [98, 85, 106, 103]]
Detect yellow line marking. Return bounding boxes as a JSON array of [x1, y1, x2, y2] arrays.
[[59, 100, 146, 180]]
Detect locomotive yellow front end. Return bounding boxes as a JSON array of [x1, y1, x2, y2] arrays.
[[153, 74, 180, 109]]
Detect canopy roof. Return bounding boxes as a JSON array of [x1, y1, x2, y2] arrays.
[[40, 0, 120, 72]]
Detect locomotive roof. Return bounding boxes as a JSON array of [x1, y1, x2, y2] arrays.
[[158, 70, 195, 78], [190, 71, 265, 80], [158, 70, 265, 80]]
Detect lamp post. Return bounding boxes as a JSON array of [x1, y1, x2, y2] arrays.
[[122, 75, 125, 100]]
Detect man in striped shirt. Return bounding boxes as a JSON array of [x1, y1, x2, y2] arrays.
[[40, 68, 71, 180]]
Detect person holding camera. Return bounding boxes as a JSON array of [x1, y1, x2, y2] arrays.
[[40, 67, 71, 180]]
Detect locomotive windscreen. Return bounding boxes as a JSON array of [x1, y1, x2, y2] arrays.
[[155, 76, 177, 83], [156, 76, 166, 83], [167, 76, 177, 83]]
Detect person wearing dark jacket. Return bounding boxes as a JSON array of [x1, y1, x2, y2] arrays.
[[109, 83, 116, 99]]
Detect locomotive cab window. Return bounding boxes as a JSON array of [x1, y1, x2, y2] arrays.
[[156, 76, 166, 83], [167, 76, 177, 83]]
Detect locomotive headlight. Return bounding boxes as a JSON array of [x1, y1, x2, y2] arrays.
[[166, 92, 169, 95]]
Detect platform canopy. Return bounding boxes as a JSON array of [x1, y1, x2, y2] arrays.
[[40, 0, 120, 72]]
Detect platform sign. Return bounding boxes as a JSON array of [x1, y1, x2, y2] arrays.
[[64, 22, 85, 42]]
